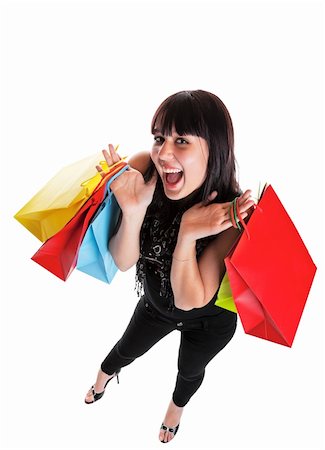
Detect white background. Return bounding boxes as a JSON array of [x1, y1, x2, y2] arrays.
[[1, 1, 324, 449]]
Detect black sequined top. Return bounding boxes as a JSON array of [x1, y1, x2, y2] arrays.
[[135, 177, 228, 320]]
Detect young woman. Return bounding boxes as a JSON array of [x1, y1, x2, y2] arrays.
[[84, 90, 254, 443]]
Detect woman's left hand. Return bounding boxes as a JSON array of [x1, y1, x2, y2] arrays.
[[179, 190, 255, 242]]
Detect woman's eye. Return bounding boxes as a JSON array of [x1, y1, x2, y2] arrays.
[[153, 136, 188, 145], [176, 138, 187, 144]]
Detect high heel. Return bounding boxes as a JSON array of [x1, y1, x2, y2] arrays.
[[160, 423, 180, 443], [85, 368, 121, 404]]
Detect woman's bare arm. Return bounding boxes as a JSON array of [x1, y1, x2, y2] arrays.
[[171, 190, 254, 310], [108, 150, 153, 271], [171, 228, 240, 310]]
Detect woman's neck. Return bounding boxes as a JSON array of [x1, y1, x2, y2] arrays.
[[158, 177, 204, 211]]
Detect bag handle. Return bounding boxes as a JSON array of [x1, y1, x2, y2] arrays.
[[103, 163, 130, 197], [230, 193, 264, 240], [228, 197, 250, 238], [234, 197, 250, 239], [80, 156, 128, 191], [89, 160, 129, 197]]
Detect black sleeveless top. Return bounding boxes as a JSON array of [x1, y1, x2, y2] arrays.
[[135, 177, 230, 320]]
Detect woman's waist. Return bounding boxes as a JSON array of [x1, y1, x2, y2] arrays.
[[144, 271, 229, 320]]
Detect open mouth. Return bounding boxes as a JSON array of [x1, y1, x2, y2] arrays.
[[163, 170, 184, 189]]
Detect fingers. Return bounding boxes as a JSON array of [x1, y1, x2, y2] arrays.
[[221, 209, 249, 232], [210, 189, 254, 211], [237, 189, 255, 213], [102, 143, 121, 166], [238, 211, 248, 220], [96, 143, 123, 177], [96, 164, 106, 178], [208, 190, 218, 200], [239, 200, 255, 214], [238, 189, 253, 205], [202, 190, 218, 206]]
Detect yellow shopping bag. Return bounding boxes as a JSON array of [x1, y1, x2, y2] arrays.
[[14, 150, 127, 242], [214, 272, 237, 313]]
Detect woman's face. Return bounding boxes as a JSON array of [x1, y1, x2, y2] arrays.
[[150, 126, 209, 200]]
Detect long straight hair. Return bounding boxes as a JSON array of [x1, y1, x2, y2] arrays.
[[144, 90, 241, 211]]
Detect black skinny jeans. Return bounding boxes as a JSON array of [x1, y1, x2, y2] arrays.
[[101, 295, 237, 407]]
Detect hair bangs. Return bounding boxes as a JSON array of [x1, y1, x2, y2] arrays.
[[151, 91, 208, 139]]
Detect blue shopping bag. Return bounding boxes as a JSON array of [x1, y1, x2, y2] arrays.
[[76, 165, 129, 283]]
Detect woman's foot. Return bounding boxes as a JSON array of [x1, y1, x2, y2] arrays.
[[84, 369, 117, 403], [159, 399, 184, 443]]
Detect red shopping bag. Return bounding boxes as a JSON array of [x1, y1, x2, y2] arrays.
[[225, 185, 316, 347], [31, 162, 127, 281]]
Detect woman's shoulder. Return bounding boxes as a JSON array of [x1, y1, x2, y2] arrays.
[[127, 151, 151, 175]]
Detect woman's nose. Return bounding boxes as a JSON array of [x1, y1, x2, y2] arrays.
[[158, 140, 174, 161]]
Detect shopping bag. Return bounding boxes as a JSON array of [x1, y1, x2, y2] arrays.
[[14, 151, 127, 242], [224, 185, 316, 347], [76, 165, 129, 283], [214, 183, 267, 313], [215, 272, 237, 313], [31, 162, 128, 281]]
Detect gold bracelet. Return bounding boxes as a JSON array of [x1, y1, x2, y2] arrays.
[[172, 255, 195, 262]]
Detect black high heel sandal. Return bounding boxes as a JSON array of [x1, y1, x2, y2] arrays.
[[85, 368, 121, 404], [160, 423, 180, 443]]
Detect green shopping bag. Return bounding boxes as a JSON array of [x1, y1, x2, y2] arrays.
[[215, 272, 237, 313]]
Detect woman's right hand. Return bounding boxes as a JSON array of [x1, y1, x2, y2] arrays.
[[96, 144, 157, 216]]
